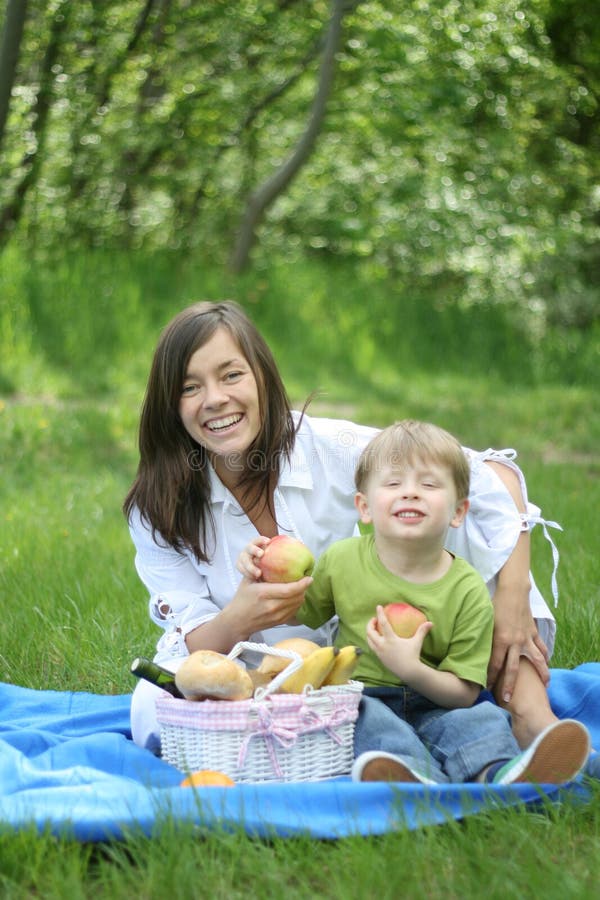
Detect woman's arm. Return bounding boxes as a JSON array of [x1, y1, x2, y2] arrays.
[[185, 575, 312, 654], [130, 512, 311, 657], [484, 461, 550, 701]]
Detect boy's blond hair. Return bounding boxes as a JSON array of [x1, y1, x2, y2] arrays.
[[355, 420, 470, 500]]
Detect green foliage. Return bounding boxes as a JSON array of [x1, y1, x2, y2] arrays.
[[2, 248, 598, 406], [0, 0, 598, 332]]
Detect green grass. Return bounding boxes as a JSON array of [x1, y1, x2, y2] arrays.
[[1, 791, 600, 898], [0, 246, 599, 897]]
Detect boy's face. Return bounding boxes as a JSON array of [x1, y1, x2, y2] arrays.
[[355, 458, 468, 545]]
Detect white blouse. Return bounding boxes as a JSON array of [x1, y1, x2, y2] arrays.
[[127, 413, 559, 665]]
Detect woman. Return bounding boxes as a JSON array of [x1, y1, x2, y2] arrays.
[[124, 300, 559, 753]]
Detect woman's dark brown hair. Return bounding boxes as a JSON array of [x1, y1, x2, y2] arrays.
[[123, 301, 297, 562]]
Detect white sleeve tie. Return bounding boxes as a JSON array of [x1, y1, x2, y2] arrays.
[[520, 514, 563, 607], [472, 447, 518, 463]]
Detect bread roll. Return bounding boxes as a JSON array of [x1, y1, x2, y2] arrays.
[[256, 638, 320, 675], [175, 650, 254, 701]]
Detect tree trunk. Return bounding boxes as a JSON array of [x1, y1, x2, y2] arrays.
[[0, 2, 68, 247], [0, 0, 28, 152], [229, 0, 347, 274]]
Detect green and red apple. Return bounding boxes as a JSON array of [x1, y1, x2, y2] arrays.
[[258, 535, 315, 583], [383, 602, 427, 638]]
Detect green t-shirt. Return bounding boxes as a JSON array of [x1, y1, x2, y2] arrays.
[[297, 534, 494, 689]]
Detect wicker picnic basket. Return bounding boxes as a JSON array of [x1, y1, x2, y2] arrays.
[[155, 641, 363, 783]]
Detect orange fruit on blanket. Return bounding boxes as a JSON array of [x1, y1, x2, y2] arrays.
[[180, 769, 235, 788]]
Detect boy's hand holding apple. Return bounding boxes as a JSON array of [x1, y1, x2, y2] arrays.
[[366, 603, 433, 683]]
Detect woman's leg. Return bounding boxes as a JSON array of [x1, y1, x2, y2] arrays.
[[494, 656, 558, 749], [130, 678, 163, 753]]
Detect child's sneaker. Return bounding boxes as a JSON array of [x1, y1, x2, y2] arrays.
[[485, 719, 590, 785], [351, 751, 439, 784], [584, 750, 600, 779]]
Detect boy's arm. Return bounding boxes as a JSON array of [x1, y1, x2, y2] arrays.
[[398, 658, 480, 709], [367, 607, 480, 708], [291, 550, 337, 630]]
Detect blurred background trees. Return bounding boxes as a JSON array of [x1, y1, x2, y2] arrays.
[[0, 0, 598, 332]]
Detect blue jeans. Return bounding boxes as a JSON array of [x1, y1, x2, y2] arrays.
[[354, 686, 520, 783]]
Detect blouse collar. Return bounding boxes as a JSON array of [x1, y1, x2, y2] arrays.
[[208, 439, 314, 506]]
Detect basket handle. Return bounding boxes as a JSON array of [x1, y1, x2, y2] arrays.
[[227, 641, 305, 699]]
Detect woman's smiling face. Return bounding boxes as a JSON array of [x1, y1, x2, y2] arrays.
[[178, 326, 262, 478]]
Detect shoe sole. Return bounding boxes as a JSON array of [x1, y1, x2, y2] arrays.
[[360, 757, 424, 783], [514, 719, 590, 784]]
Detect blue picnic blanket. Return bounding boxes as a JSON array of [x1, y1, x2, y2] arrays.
[[1, 663, 599, 841]]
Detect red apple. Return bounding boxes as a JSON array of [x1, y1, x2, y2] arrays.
[[258, 535, 315, 583], [383, 602, 427, 638]]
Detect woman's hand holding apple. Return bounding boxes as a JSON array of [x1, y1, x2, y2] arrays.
[[236, 535, 272, 581], [187, 574, 313, 654], [237, 573, 313, 626], [236, 535, 315, 584], [198, 534, 313, 652]]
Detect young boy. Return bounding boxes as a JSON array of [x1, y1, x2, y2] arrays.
[[240, 420, 590, 784]]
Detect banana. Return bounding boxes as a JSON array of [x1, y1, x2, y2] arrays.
[[322, 645, 363, 685], [276, 646, 339, 694]]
